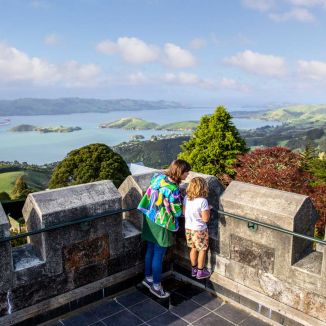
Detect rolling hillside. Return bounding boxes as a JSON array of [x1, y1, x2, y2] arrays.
[[259, 104, 326, 123], [0, 170, 51, 194]]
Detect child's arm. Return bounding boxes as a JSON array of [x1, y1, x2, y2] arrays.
[[200, 199, 210, 223], [201, 209, 210, 223]]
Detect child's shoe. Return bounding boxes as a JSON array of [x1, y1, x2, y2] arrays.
[[142, 277, 153, 289], [191, 266, 198, 277], [150, 284, 170, 299], [196, 267, 211, 279]]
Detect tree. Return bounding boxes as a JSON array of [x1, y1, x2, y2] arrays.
[[0, 192, 11, 201], [178, 106, 248, 176], [230, 147, 326, 237], [48, 143, 131, 189], [11, 176, 32, 199]]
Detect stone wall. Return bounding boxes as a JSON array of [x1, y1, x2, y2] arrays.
[[0, 180, 144, 325], [0, 172, 325, 326], [174, 179, 326, 325]]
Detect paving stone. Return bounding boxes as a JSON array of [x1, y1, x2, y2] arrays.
[[215, 303, 250, 324], [169, 293, 209, 323], [240, 315, 271, 326], [173, 283, 204, 299], [61, 309, 99, 326], [89, 300, 124, 319], [128, 298, 167, 321], [147, 311, 188, 326], [116, 290, 148, 307], [101, 310, 143, 326], [190, 291, 224, 311], [192, 312, 233, 326]]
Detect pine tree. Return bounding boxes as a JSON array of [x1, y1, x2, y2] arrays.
[[11, 176, 31, 199], [178, 106, 248, 176]]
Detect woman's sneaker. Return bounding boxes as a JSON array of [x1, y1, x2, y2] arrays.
[[196, 267, 211, 279], [191, 266, 198, 277], [142, 278, 153, 289], [150, 285, 170, 299]]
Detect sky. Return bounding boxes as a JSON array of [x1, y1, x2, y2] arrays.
[[0, 0, 326, 106]]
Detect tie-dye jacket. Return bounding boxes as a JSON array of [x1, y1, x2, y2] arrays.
[[137, 173, 182, 232]]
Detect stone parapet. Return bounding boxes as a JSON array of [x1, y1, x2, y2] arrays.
[[0, 180, 145, 324]]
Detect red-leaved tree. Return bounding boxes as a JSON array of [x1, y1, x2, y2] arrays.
[[227, 147, 325, 236]]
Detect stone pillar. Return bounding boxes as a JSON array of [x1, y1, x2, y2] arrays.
[[118, 172, 158, 230], [23, 180, 123, 276], [0, 203, 13, 292], [219, 181, 318, 282]]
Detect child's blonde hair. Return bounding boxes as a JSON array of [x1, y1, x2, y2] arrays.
[[186, 177, 208, 200]]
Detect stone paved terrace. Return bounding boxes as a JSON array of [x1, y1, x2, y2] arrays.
[[42, 279, 272, 326]]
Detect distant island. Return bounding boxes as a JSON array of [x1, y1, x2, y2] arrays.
[[10, 124, 82, 133], [99, 118, 159, 130], [99, 117, 198, 131]]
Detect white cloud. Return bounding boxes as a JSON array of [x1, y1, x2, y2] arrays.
[[96, 40, 117, 54], [219, 78, 250, 92], [286, 0, 326, 7], [163, 43, 196, 68], [0, 43, 101, 87], [96, 37, 159, 64], [269, 8, 315, 22], [127, 72, 149, 85], [44, 33, 61, 46], [225, 50, 287, 77], [189, 38, 206, 50], [242, 0, 275, 12], [298, 60, 326, 80], [164, 72, 199, 85]]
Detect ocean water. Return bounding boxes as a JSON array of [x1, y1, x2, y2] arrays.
[[0, 108, 280, 164]]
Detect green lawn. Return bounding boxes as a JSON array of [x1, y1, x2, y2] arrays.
[[0, 170, 50, 194]]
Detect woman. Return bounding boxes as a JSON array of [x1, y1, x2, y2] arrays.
[[138, 159, 191, 298]]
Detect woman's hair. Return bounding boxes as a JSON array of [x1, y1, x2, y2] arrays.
[[165, 159, 191, 184], [186, 177, 209, 200]]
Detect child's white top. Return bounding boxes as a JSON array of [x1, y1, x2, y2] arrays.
[[183, 196, 209, 231]]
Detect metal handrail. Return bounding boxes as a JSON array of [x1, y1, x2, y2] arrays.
[[217, 209, 326, 246], [1, 206, 325, 246], [0, 207, 137, 243]]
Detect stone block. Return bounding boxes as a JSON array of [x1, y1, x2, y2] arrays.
[[0, 203, 13, 292], [230, 235, 275, 273], [219, 181, 318, 280], [118, 172, 158, 230], [72, 262, 108, 288], [22, 180, 123, 275], [63, 235, 109, 271]]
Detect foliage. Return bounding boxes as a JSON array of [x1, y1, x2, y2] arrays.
[[11, 176, 32, 200], [115, 136, 190, 169], [0, 170, 50, 194], [0, 192, 11, 201], [178, 106, 248, 176], [228, 147, 326, 236], [48, 143, 130, 189]]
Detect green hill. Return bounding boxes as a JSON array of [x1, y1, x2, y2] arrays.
[[259, 104, 326, 123], [157, 121, 198, 131], [0, 170, 51, 194], [99, 118, 159, 130]]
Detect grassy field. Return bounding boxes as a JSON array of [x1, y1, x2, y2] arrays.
[[0, 170, 50, 194]]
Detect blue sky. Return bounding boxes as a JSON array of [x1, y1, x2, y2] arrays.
[[0, 0, 326, 106]]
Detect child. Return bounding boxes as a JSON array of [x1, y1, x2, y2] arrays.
[[138, 159, 191, 298], [183, 177, 211, 279]]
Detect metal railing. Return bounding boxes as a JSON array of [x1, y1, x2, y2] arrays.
[[0, 206, 325, 246], [0, 207, 136, 243]]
